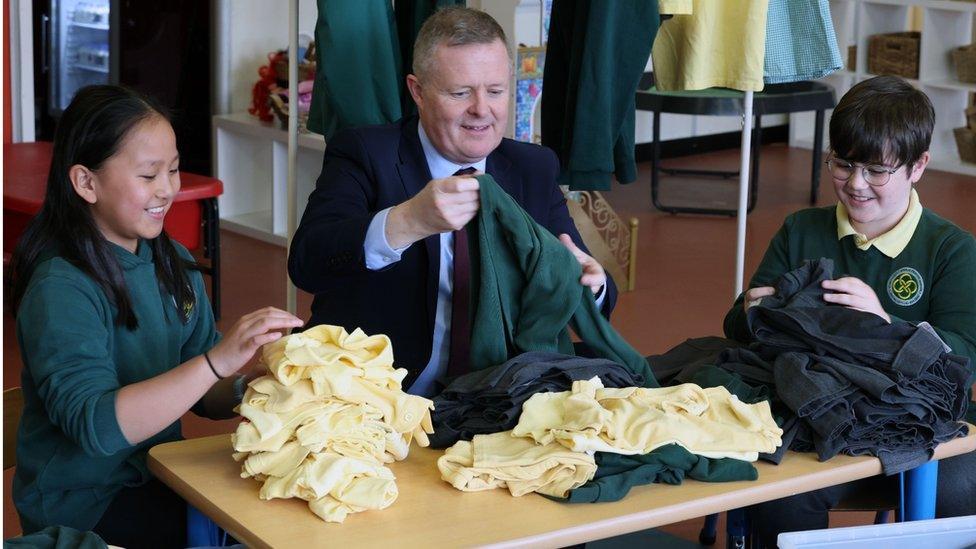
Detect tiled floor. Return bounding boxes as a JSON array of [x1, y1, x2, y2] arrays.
[[4, 143, 974, 544]]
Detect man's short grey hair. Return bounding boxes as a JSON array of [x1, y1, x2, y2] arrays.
[[412, 7, 513, 80]]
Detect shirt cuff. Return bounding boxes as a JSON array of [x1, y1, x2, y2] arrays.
[[594, 284, 607, 309], [364, 207, 409, 270]]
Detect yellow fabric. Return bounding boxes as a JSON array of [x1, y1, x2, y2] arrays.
[[836, 188, 923, 258], [232, 325, 434, 523], [659, 0, 692, 15], [263, 325, 404, 390], [512, 378, 783, 461], [437, 431, 596, 498], [651, 0, 768, 91], [262, 325, 433, 444], [259, 453, 398, 523]]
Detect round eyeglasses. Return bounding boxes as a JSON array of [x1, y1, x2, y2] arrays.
[[825, 156, 900, 187]]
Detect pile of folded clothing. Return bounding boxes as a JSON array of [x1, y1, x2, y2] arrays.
[[429, 351, 644, 448], [437, 376, 780, 502], [231, 325, 434, 523], [670, 259, 970, 474]]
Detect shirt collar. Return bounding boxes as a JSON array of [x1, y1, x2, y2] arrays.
[[417, 121, 487, 179], [836, 188, 922, 258]]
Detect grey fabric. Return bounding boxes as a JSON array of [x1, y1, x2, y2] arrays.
[[645, 336, 745, 385], [741, 258, 970, 474], [429, 351, 642, 448]]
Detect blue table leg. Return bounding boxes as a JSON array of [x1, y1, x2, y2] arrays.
[[187, 504, 223, 546], [899, 460, 939, 521]]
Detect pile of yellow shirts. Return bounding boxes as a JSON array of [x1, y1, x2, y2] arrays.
[[513, 377, 783, 461], [232, 325, 435, 523], [437, 376, 782, 499], [437, 431, 597, 498]]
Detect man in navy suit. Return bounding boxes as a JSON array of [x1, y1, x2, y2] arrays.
[[289, 7, 615, 395]]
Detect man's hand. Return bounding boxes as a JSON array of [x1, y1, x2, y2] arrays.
[[821, 276, 891, 322], [558, 234, 606, 294], [743, 286, 775, 312], [386, 175, 480, 248]]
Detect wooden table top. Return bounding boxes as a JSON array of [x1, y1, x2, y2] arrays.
[[148, 428, 975, 549]]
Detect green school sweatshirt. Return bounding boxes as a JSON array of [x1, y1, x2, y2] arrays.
[[13, 240, 219, 533], [467, 174, 656, 386]]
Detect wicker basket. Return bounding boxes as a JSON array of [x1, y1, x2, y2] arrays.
[[952, 45, 976, 83], [868, 32, 920, 78], [966, 106, 976, 130], [953, 127, 976, 163]]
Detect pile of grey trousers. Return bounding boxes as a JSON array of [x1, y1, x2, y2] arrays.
[[719, 259, 970, 474]]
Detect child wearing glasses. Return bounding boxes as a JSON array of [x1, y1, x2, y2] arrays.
[[723, 75, 976, 546]]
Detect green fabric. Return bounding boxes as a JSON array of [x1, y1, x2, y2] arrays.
[[308, 0, 464, 137], [4, 526, 108, 549], [394, 0, 466, 118], [467, 174, 656, 386], [541, 0, 659, 190], [723, 205, 976, 422], [13, 241, 219, 533], [560, 445, 758, 503], [308, 0, 404, 137], [688, 365, 771, 405]]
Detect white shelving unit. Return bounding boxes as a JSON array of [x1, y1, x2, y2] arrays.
[[790, 0, 976, 176], [212, 113, 326, 245]]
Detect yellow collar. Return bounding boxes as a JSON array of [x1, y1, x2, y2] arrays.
[[836, 189, 922, 258]]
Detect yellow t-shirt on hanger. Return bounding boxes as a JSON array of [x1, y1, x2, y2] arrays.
[[652, 0, 769, 92]]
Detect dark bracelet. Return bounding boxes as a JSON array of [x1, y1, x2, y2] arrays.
[[204, 352, 223, 380]]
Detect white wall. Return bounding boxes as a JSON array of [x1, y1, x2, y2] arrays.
[[215, 0, 318, 115], [9, 0, 36, 142]]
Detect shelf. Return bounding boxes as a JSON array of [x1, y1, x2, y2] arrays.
[[73, 63, 109, 74], [214, 113, 326, 152], [214, 112, 327, 246], [860, 73, 921, 87], [863, 0, 976, 11], [222, 211, 287, 246], [924, 78, 976, 92], [69, 21, 109, 30]]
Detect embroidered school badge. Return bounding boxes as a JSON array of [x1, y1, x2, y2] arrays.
[[887, 267, 923, 306]]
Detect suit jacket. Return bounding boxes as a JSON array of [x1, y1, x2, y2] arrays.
[[288, 117, 618, 387]]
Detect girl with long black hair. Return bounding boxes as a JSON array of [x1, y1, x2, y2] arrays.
[[8, 85, 304, 547]]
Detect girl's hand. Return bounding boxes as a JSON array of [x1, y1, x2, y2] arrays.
[[821, 277, 891, 322], [207, 307, 304, 377]]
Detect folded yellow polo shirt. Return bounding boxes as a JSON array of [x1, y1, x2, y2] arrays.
[[513, 378, 782, 461], [263, 325, 404, 391], [232, 325, 436, 523], [259, 452, 398, 523], [261, 325, 435, 445], [438, 431, 597, 498]]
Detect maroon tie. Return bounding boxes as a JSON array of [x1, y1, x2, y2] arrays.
[[447, 167, 477, 378]]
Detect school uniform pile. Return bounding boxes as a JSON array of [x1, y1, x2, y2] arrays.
[[231, 325, 434, 523], [437, 375, 782, 502]]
